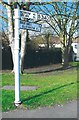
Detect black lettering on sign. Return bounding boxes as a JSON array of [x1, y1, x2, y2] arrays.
[[44, 15, 47, 20], [37, 14, 41, 20], [20, 11, 25, 20], [24, 12, 31, 19], [33, 13, 36, 19], [41, 15, 43, 19], [20, 11, 23, 17]]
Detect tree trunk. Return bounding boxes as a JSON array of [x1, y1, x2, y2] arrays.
[[7, 2, 31, 73], [62, 44, 72, 68], [20, 30, 27, 74], [7, 2, 15, 72], [62, 47, 69, 68], [19, 3, 31, 74], [10, 41, 15, 71], [46, 38, 49, 49]]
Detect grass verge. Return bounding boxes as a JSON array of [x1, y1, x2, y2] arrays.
[[2, 67, 77, 112]]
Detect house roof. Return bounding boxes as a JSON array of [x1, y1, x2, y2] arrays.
[[52, 36, 60, 44], [52, 36, 79, 44]]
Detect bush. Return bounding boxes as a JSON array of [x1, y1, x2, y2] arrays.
[[24, 48, 62, 68]]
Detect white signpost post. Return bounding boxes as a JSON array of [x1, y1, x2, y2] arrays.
[[14, 8, 21, 106], [14, 8, 49, 106]]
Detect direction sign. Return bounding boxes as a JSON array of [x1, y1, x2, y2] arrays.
[[20, 10, 37, 21], [20, 10, 50, 21], [20, 21, 42, 32]]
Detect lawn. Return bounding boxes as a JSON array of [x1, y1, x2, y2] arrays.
[[2, 65, 78, 112]]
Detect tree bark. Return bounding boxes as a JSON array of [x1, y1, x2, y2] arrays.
[[7, 2, 15, 72], [62, 47, 69, 68], [62, 41, 72, 68], [19, 3, 31, 74], [20, 30, 27, 74], [7, 2, 31, 73]]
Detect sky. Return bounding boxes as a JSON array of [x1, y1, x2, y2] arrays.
[[1, 1, 78, 36], [0, 3, 8, 31]]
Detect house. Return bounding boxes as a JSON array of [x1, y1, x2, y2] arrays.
[[73, 37, 79, 61]]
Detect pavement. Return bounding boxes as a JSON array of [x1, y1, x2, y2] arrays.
[[2, 100, 77, 118], [2, 86, 38, 91]]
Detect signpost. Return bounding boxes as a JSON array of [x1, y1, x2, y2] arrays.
[[20, 10, 50, 21], [14, 8, 49, 106], [14, 8, 21, 106], [20, 10, 37, 21], [20, 21, 42, 32]]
